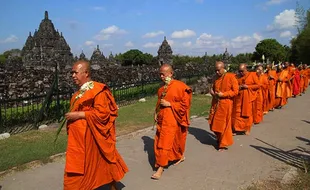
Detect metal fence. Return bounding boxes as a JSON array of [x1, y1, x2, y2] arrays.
[[0, 74, 201, 134]]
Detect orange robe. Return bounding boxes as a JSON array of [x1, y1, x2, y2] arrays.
[[305, 68, 310, 90], [64, 82, 128, 190], [287, 66, 295, 98], [208, 73, 239, 148], [267, 70, 277, 110], [275, 69, 290, 107], [300, 69, 306, 93], [232, 72, 260, 133], [154, 80, 192, 167], [253, 74, 269, 124]]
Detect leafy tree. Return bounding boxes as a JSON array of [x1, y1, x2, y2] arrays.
[[121, 49, 154, 66], [253, 39, 286, 63], [0, 54, 5, 64]]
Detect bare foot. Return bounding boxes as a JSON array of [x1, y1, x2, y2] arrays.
[[218, 147, 228, 152], [173, 156, 186, 166], [245, 131, 250, 135], [110, 181, 117, 190], [151, 167, 164, 180]]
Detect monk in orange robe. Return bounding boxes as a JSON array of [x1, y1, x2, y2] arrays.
[[292, 65, 301, 97], [274, 64, 290, 108], [64, 61, 128, 190], [253, 65, 269, 124], [266, 64, 277, 111], [232, 64, 260, 135], [208, 61, 238, 151], [152, 64, 192, 179], [299, 65, 306, 94], [286, 62, 294, 98], [303, 64, 310, 91]]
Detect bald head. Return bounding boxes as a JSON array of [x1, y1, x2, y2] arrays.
[[215, 61, 225, 76], [159, 63, 174, 82], [72, 60, 91, 87], [256, 65, 264, 75], [238, 63, 248, 76]]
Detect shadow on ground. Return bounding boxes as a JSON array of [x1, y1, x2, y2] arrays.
[[141, 136, 155, 171], [251, 138, 310, 170], [95, 182, 125, 190], [188, 126, 217, 149], [302, 120, 310, 125]]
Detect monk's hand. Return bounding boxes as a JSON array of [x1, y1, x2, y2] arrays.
[[160, 99, 171, 107], [215, 92, 224, 98], [210, 88, 215, 96], [154, 112, 158, 122], [65, 111, 85, 121]]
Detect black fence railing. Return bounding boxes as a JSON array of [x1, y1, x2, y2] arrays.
[[0, 74, 202, 134]]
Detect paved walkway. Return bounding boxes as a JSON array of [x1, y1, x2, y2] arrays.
[[1, 92, 310, 190]]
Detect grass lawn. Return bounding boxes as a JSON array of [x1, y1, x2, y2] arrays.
[[0, 94, 211, 172]]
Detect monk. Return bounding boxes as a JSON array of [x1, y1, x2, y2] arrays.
[[299, 65, 306, 94], [292, 65, 301, 97], [286, 62, 294, 98], [274, 64, 290, 109], [232, 63, 260, 135], [253, 65, 269, 124], [266, 64, 277, 111], [64, 60, 128, 190], [152, 63, 192, 179], [208, 61, 238, 151], [303, 64, 310, 91]]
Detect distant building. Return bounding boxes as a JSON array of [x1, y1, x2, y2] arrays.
[[157, 36, 173, 66], [21, 11, 73, 69]]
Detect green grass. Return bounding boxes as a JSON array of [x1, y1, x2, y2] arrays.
[[0, 94, 211, 172]]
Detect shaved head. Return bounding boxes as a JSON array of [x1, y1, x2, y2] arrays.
[[238, 63, 248, 76], [72, 60, 91, 87], [159, 63, 174, 82], [215, 61, 225, 76], [256, 65, 264, 75]]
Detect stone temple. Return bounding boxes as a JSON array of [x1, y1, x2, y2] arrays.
[[21, 11, 73, 69], [157, 36, 173, 66]]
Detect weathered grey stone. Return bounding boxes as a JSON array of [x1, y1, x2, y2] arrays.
[[157, 36, 173, 66], [38, 124, 48, 130], [0, 133, 10, 140]]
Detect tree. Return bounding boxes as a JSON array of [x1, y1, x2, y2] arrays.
[[291, 3, 310, 64], [121, 49, 154, 66], [0, 54, 5, 64], [253, 39, 286, 63]]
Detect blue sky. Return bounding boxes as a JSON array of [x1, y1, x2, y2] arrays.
[[0, 0, 308, 57]]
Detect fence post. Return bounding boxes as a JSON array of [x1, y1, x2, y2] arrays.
[[55, 61, 60, 122]]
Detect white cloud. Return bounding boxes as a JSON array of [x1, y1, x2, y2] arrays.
[[125, 41, 134, 47], [142, 31, 164, 38], [231, 36, 252, 43], [253, 33, 263, 42], [167, 40, 174, 46], [280, 30, 292, 38], [143, 42, 161, 48], [267, 9, 296, 31], [85, 41, 95, 46], [0, 35, 18, 43], [91, 6, 105, 11], [195, 33, 224, 48], [182, 41, 192, 47], [94, 25, 127, 41], [171, 29, 196, 38], [266, 0, 286, 6]]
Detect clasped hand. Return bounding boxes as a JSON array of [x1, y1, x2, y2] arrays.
[[240, 84, 248, 89], [160, 99, 171, 107], [65, 111, 84, 121]]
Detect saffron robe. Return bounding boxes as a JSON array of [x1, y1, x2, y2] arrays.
[[267, 69, 277, 110], [208, 73, 239, 148], [292, 69, 301, 96], [232, 72, 260, 133], [253, 74, 268, 124], [300, 69, 306, 93], [154, 80, 192, 167], [275, 69, 290, 107], [64, 82, 128, 190]]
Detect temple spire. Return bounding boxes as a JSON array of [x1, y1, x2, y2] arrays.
[[44, 11, 48, 20]]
